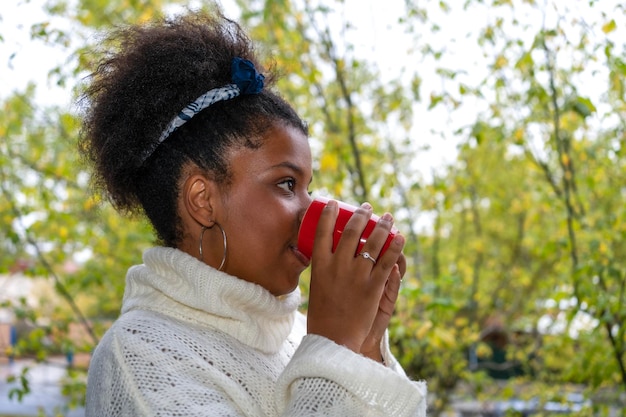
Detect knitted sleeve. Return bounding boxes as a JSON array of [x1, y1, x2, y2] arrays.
[[275, 334, 427, 416]]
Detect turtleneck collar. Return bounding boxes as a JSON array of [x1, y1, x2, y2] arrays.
[[121, 247, 302, 354]]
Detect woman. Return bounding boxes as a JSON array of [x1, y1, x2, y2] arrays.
[[79, 8, 426, 416]]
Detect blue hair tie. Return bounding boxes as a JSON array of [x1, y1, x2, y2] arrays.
[[140, 57, 265, 164], [231, 57, 265, 94]]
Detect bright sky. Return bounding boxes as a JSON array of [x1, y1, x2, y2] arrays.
[[1, 1, 68, 105]]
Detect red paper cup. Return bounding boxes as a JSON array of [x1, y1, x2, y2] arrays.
[[297, 196, 398, 260]]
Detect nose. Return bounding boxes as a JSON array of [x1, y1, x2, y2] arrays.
[[298, 193, 313, 224]]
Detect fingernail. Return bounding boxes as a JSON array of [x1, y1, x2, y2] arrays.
[[393, 235, 405, 246], [361, 202, 372, 210], [381, 212, 393, 222]]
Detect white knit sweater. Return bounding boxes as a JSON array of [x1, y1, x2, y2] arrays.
[[85, 247, 427, 416]]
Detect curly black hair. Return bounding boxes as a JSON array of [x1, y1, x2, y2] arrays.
[[78, 9, 307, 247]]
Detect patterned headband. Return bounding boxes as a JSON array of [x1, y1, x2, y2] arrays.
[[139, 57, 265, 164]]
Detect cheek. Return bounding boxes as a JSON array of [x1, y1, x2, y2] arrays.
[[234, 208, 293, 257], [227, 199, 279, 243], [222, 188, 295, 252]]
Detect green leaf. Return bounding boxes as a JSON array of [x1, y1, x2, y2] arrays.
[[572, 96, 596, 118]]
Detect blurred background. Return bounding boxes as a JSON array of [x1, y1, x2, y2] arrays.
[[1, 0, 625, 415]]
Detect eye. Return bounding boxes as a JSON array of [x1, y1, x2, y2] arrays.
[[277, 178, 296, 192]]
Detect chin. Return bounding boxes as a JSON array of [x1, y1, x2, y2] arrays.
[[273, 277, 300, 297]]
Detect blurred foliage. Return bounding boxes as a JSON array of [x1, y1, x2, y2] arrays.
[[1, 0, 625, 415]]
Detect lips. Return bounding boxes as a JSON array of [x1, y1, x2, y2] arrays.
[[291, 245, 311, 267]]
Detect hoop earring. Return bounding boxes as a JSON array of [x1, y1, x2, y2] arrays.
[[199, 222, 227, 271]]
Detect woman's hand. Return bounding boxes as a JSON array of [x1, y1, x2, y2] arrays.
[[306, 200, 405, 357], [360, 253, 406, 362]]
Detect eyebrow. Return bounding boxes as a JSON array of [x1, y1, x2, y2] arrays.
[[271, 161, 304, 175], [270, 161, 313, 184]]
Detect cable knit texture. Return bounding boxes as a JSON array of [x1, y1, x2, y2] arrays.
[[85, 247, 427, 416]]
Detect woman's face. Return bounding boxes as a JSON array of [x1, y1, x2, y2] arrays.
[[217, 123, 313, 295]]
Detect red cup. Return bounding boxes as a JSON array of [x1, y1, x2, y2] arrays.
[[297, 196, 399, 260]]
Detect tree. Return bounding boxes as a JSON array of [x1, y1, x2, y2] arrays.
[[396, 0, 626, 413], [2, 0, 625, 414], [0, 0, 173, 410]]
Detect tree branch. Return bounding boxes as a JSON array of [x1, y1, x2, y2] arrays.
[[0, 173, 99, 347], [307, 8, 368, 201]]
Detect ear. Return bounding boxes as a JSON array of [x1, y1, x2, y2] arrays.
[[182, 173, 219, 227]]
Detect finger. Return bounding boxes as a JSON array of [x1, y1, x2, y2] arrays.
[[397, 253, 407, 279], [360, 265, 402, 358], [334, 202, 373, 258], [382, 264, 402, 310], [312, 199, 339, 257], [353, 212, 395, 269], [377, 266, 402, 324], [376, 234, 405, 273]]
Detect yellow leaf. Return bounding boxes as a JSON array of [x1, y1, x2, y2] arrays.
[[84, 197, 96, 211], [475, 342, 491, 357], [320, 153, 338, 171], [472, 239, 485, 254], [454, 316, 469, 328], [510, 198, 523, 214], [494, 55, 508, 70], [416, 320, 433, 339], [513, 128, 524, 144], [432, 327, 456, 348], [602, 19, 616, 34]]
